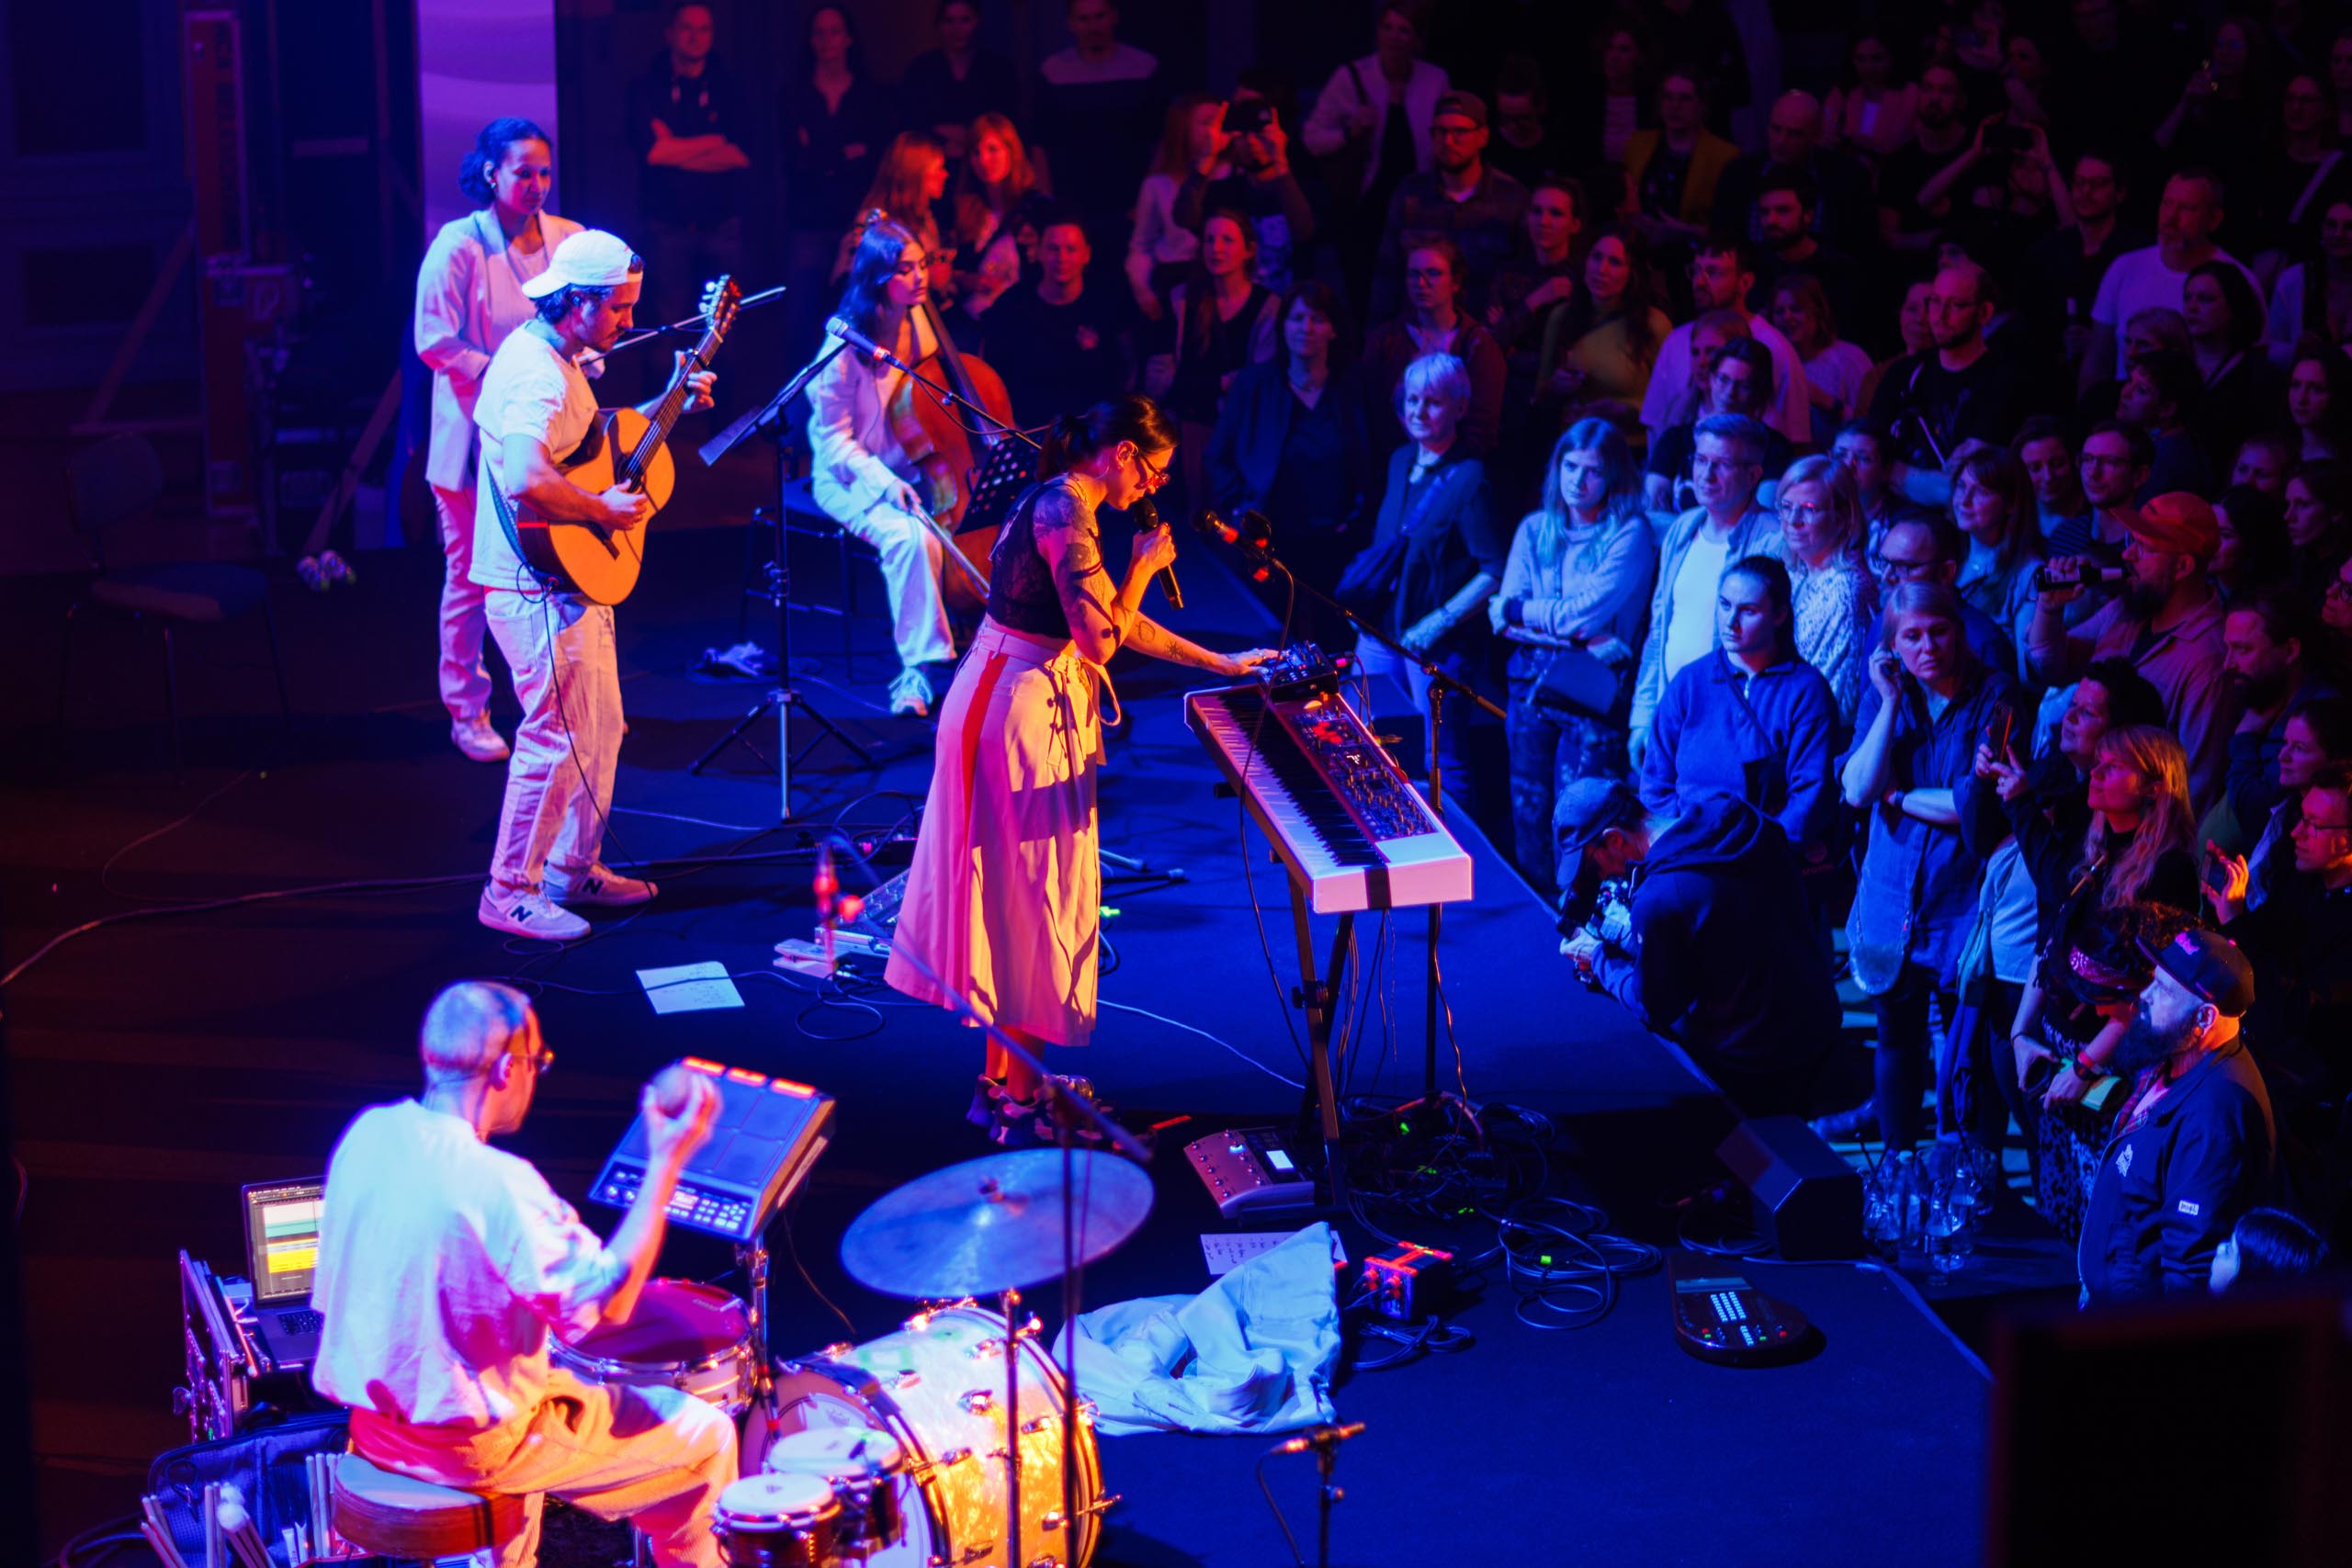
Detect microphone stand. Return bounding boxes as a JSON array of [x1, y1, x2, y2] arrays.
[[1200, 520, 1504, 1129], [594, 283, 786, 365], [851, 851, 1140, 1561], [687, 333, 871, 818]]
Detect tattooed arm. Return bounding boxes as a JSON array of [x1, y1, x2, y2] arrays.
[[1034, 485, 1270, 675]]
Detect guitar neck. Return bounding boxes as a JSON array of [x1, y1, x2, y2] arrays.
[[621, 322, 725, 484]]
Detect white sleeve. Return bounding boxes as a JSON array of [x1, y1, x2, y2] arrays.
[[477, 351, 571, 449], [806, 354, 902, 515], [497, 1175, 626, 1338], [1303, 63, 1355, 158], [413, 228, 491, 389]]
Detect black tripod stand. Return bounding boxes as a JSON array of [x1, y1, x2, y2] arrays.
[[691, 344, 870, 818]]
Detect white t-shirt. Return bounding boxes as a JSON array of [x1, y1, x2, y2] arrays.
[[471, 327, 599, 592], [1664, 529, 1732, 682], [2090, 244, 2266, 378], [311, 1099, 623, 1431]]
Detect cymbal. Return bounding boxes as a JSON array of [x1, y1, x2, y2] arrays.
[[840, 1149, 1154, 1298]]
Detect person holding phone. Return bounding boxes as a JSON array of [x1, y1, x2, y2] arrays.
[[1826, 581, 2019, 1149]]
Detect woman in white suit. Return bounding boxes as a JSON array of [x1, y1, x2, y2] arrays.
[[806, 217, 958, 716], [413, 118, 582, 762]]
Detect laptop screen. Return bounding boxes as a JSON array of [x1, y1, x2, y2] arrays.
[[242, 1179, 325, 1303]]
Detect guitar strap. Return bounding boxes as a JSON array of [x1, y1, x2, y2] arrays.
[[485, 469, 559, 592]]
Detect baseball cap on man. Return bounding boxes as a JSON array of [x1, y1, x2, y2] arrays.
[[1431, 90, 1488, 129], [522, 230, 642, 299], [1554, 778, 1642, 855], [2141, 926, 2256, 1017], [2123, 491, 2220, 559]]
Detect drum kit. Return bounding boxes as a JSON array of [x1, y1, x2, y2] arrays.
[[556, 1148, 1154, 1568]]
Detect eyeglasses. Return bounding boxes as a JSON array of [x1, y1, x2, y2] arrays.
[[512, 1041, 554, 1076], [2292, 815, 2352, 837], [1129, 446, 1170, 491], [1778, 499, 1829, 524], [2327, 577, 2352, 600]]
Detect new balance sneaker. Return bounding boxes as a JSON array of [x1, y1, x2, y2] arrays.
[[450, 714, 511, 763], [318, 549, 357, 588], [888, 667, 933, 718], [545, 863, 658, 907], [479, 885, 590, 941]]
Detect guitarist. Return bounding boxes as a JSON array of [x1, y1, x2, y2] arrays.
[[473, 229, 715, 942]]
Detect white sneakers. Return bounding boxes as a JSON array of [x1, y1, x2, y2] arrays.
[[888, 667, 933, 718], [451, 714, 511, 762], [543, 863, 659, 907], [480, 864, 657, 941], [478, 886, 590, 941]]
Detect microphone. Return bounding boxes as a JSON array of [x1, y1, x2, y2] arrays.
[[813, 841, 839, 968], [1196, 507, 1274, 582], [1133, 494, 1182, 610], [1275, 1421, 1367, 1454], [824, 315, 891, 362]]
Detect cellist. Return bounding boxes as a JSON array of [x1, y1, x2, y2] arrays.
[[807, 217, 960, 716]]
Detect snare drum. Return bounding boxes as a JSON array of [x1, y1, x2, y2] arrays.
[[714, 1472, 839, 1568], [553, 1279, 754, 1416], [767, 1304, 1107, 1567]]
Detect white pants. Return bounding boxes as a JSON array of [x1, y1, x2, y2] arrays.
[[354, 1367, 735, 1568], [484, 590, 621, 893], [838, 501, 955, 671], [435, 482, 496, 723]]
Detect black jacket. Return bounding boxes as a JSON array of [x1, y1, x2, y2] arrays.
[[2078, 1038, 2276, 1304], [2227, 880, 2352, 1108], [1594, 796, 1839, 1078]]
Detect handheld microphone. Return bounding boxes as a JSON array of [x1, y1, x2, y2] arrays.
[[1275, 1421, 1367, 1454], [824, 315, 890, 362], [1134, 495, 1182, 610]]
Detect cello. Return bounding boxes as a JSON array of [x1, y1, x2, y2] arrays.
[[885, 295, 1030, 615]]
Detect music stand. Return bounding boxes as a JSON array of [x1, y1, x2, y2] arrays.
[[693, 351, 870, 819]]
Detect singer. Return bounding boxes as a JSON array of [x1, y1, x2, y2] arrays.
[[808, 215, 960, 716], [884, 396, 1273, 1144]]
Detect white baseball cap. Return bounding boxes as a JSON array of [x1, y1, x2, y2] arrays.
[[522, 229, 641, 299]]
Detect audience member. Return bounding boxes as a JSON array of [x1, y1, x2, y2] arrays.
[[1835, 581, 2022, 1149], [2021, 151, 2142, 374], [2181, 260, 2282, 469], [1558, 20, 1650, 181], [784, 6, 894, 329], [1747, 171, 1866, 338], [1776, 455, 1877, 731], [2287, 458, 2352, 581], [1867, 262, 2026, 478], [1645, 336, 1792, 513], [1486, 175, 1583, 378], [2267, 198, 2352, 351], [946, 114, 1050, 318], [1641, 554, 1840, 864], [1949, 444, 2044, 664], [1171, 91, 1318, 299], [2222, 589, 2337, 842], [2216, 697, 2352, 913], [1371, 89, 1529, 320], [1852, 276, 1937, 416], [1630, 414, 1783, 764], [2115, 347, 2214, 498], [1832, 419, 1924, 556], [1624, 71, 1740, 248], [1713, 91, 1877, 260], [1154, 209, 1278, 502], [1361, 238, 1506, 459], [2013, 416, 2088, 544], [978, 209, 1133, 423], [2030, 491, 2241, 808], [1483, 55, 1563, 191], [1640, 236, 1813, 447], [1493, 421, 1658, 896], [1035, 0, 1161, 247], [2231, 431, 2295, 500], [2212, 484, 2294, 604], [1206, 280, 1373, 645], [1877, 63, 1973, 252], [1869, 511, 2019, 680], [2066, 421, 2154, 565], [1533, 224, 1672, 432], [626, 3, 752, 384], [2078, 925, 2275, 1304], [1823, 28, 1916, 161], [1341, 351, 1503, 784], [2210, 1206, 2332, 1291], [1303, 1, 1446, 222], [1127, 96, 1219, 321], [1769, 273, 1871, 446], [2082, 169, 2263, 393], [2286, 345, 2352, 462], [1555, 780, 1838, 1119], [899, 0, 1018, 163], [832, 133, 949, 286]]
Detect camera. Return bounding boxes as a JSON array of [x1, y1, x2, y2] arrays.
[[1558, 876, 1635, 984], [1226, 96, 1275, 137]]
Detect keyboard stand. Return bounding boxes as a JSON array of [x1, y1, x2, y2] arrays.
[[1284, 877, 1354, 1212]]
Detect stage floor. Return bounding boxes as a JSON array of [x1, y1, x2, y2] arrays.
[[6, 520, 1998, 1565]]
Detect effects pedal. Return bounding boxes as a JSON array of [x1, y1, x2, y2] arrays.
[[1667, 1250, 1814, 1366], [1355, 1241, 1453, 1322], [1184, 1125, 1317, 1219]]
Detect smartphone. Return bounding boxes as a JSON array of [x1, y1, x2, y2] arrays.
[[1984, 709, 2013, 760], [1984, 124, 2032, 154]]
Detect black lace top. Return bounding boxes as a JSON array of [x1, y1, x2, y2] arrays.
[[987, 477, 1079, 640]]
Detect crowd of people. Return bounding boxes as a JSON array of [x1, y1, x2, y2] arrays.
[[409, 0, 2352, 1300]]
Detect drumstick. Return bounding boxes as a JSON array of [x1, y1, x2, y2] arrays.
[[141, 1497, 192, 1568]]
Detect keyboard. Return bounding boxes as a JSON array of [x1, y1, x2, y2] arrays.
[[1186, 680, 1472, 914]]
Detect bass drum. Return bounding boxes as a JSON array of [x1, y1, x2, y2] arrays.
[[765, 1303, 1105, 1567]]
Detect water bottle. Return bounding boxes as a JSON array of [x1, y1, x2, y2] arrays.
[[1926, 1196, 1965, 1283]]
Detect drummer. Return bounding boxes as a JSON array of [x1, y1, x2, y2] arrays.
[[311, 981, 730, 1568]]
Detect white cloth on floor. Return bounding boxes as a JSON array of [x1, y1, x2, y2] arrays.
[[1052, 1223, 1343, 1437]]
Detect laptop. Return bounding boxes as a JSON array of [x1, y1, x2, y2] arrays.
[[240, 1179, 326, 1369]]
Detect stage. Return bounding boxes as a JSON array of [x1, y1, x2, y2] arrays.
[[6, 513, 2000, 1566]]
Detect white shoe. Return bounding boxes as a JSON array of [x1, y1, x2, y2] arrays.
[[451, 715, 511, 762], [888, 667, 933, 718], [546, 862, 658, 907], [479, 885, 590, 941]]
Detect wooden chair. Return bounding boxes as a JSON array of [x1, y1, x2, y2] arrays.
[[53, 434, 291, 773]]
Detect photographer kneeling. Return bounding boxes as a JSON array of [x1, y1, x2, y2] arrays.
[[1555, 778, 1838, 1118]]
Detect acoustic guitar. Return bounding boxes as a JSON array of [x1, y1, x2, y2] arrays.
[[514, 276, 741, 605]]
